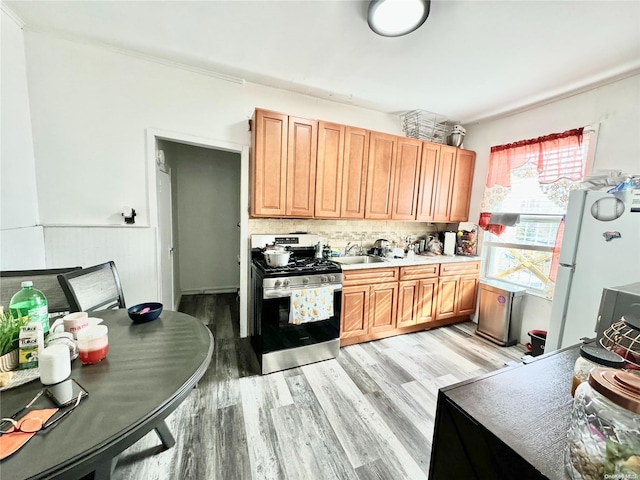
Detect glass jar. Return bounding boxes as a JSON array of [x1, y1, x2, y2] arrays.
[[572, 345, 625, 396], [565, 368, 640, 480]]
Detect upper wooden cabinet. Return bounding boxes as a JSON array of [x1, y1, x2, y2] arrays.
[[365, 132, 397, 219], [251, 109, 317, 218], [416, 142, 440, 222], [250, 108, 475, 221], [315, 122, 345, 218], [315, 123, 370, 219], [251, 110, 288, 217], [449, 149, 476, 222], [341, 127, 369, 219], [286, 116, 318, 217], [432, 146, 476, 223], [392, 137, 423, 220]]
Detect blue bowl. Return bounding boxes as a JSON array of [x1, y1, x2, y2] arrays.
[[128, 302, 163, 324]]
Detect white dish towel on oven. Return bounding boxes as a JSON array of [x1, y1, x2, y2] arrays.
[[289, 287, 334, 325]]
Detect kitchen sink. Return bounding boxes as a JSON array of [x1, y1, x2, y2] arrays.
[[332, 255, 386, 265]]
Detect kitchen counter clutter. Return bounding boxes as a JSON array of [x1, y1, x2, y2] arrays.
[[338, 255, 481, 346], [334, 253, 481, 270]]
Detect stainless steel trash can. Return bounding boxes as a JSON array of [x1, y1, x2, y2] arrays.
[[477, 279, 526, 346]]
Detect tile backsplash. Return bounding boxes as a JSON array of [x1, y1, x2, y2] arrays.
[[249, 219, 459, 251]]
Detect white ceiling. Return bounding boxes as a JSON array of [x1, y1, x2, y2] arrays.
[[5, 0, 640, 123]]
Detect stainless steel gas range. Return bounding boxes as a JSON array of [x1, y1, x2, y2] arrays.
[[250, 234, 342, 374]]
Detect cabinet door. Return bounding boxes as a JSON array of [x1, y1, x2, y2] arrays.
[[341, 127, 369, 219], [251, 110, 287, 217], [341, 285, 370, 339], [286, 116, 318, 217], [397, 280, 419, 328], [416, 142, 440, 221], [449, 149, 476, 222], [369, 282, 398, 334], [432, 145, 457, 222], [456, 275, 479, 317], [391, 137, 422, 220], [315, 122, 345, 218], [416, 278, 437, 325], [365, 132, 396, 219], [436, 276, 459, 320]]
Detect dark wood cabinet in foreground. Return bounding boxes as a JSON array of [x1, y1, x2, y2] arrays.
[[429, 345, 580, 480]]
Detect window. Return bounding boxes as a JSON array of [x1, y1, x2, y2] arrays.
[[480, 129, 593, 297]]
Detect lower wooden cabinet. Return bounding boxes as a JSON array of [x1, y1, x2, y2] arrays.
[[340, 282, 398, 339], [341, 285, 370, 339], [369, 282, 398, 334], [340, 261, 479, 346]]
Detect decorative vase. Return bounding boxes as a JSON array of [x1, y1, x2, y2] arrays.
[[0, 349, 19, 372]]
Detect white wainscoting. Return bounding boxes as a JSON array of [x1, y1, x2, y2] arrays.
[[43, 226, 158, 307], [0, 226, 46, 270]]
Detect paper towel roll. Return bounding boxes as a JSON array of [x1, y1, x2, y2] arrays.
[[444, 232, 456, 256]]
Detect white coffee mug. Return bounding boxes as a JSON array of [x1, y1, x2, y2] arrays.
[[51, 312, 89, 339]]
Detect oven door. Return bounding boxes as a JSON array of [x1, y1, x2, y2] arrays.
[[261, 286, 341, 354]]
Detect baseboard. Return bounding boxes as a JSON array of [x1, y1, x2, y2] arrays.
[[181, 286, 239, 295]]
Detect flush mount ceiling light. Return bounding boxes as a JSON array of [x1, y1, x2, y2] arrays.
[[368, 0, 431, 37]]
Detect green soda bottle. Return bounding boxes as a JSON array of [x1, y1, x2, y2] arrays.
[[9, 281, 49, 335]]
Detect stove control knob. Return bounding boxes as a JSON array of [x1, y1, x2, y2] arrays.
[[274, 279, 282, 288], [283, 279, 290, 287], [303, 277, 310, 285], [329, 275, 336, 282], [321, 275, 328, 283]]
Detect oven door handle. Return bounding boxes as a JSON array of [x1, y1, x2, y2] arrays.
[[263, 285, 342, 299]]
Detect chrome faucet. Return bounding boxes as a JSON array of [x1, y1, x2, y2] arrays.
[[344, 242, 358, 256]]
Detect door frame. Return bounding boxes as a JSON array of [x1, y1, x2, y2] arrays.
[[145, 128, 250, 337]]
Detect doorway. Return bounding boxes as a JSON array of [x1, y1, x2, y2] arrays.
[[146, 129, 250, 337]]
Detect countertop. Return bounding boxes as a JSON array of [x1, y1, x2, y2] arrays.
[[333, 254, 481, 270]]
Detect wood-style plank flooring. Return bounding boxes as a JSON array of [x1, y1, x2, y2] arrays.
[[113, 294, 525, 480]]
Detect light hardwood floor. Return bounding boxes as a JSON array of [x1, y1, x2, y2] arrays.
[[113, 294, 525, 480]]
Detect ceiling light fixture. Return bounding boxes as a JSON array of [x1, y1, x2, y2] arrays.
[[368, 0, 431, 37]]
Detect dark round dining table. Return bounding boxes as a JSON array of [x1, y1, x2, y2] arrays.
[[0, 308, 213, 480]]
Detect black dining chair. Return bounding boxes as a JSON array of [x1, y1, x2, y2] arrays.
[[57, 261, 126, 313], [1, 267, 82, 320]]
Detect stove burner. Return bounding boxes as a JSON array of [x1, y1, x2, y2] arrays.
[[252, 257, 341, 276]]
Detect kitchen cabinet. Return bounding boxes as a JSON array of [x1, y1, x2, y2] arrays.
[[432, 145, 457, 222], [369, 282, 398, 334], [341, 285, 370, 340], [364, 132, 396, 219], [340, 261, 477, 346], [449, 149, 476, 222], [432, 146, 476, 222], [341, 127, 369, 219], [286, 116, 318, 217], [250, 109, 317, 218], [251, 109, 288, 217], [250, 107, 476, 221], [415, 142, 440, 221], [315, 122, 345, 218], [397, 264, 439, 328], [436, 262, 480, 320], [391, 137, 423, 220], [340, 267, 399, 343], [316, 123, 370, 219]]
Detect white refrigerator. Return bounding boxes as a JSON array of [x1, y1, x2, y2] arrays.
[[546, 189, 640, 351]]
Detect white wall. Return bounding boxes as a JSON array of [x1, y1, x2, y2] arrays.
[[0, 9, 45, 269], [173, 144, 241, 294], [13, 30, 400, 321], [465, 74, 640, 344]]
